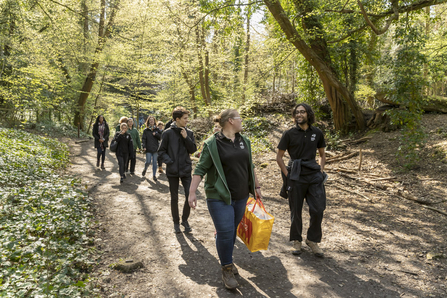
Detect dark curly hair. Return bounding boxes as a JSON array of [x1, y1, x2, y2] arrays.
[[292, 103, 315, 126]]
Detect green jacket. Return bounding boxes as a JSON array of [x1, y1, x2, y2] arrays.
[[127, 127, 141, 150], [193, 133, 255, 205]]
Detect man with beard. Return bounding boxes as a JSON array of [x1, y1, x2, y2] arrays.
[[276, 103, 327, 257], [158, 107, 197, 233]]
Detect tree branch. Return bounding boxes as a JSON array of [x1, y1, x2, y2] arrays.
[[357, 0, 399, 35]]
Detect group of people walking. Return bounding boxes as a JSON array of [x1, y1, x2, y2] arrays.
[[92, 104, 328, 291]]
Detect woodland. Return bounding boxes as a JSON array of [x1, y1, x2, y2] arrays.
[[1, 0, 447, 134], [1, 1, 447, 296]]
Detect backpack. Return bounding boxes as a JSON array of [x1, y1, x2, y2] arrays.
[[110, 137, 118, 153]]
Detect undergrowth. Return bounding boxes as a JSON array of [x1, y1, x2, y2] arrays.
[[0, 128, 96, 297]]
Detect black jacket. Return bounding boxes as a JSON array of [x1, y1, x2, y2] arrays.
[[92, 117, 110, 148], [158, 124, 197, 178], [142, 126, 161, 153], [113, 132, 135, 158]]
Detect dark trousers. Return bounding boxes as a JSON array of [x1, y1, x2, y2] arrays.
[[125, 150, 136, 173], [96, 147, 106, 165], [117, 155, 129, 178], [288, 171, 326, 243], [168, 176, 192, 224], [157, 155, 162, 167]]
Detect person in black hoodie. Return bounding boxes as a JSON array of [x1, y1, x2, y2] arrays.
[[92, 115, 110, 169], [113, 123, 135, 184], [141, 116, 161, 180], [158, 107, 197, 233]]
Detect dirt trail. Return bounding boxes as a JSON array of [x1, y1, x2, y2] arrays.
[[68, 117, 447, 297]]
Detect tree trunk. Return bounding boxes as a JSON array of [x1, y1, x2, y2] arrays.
[[182, 72, 197, 118], [242, 13, 251, 101], [264, 0, 365, 131], [196, 25, 209, 105], [74, 0, 120, 129]]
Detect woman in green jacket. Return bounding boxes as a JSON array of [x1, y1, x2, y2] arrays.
[[189, 109, 262, 290]]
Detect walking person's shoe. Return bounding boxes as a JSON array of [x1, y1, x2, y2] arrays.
[[222, 264, 239, 290], [181, 221, 192, 233], [123, 174, 126, 179], [130, 172, 135, 175], [306, 239, 324, 258], [153, 176, 157, 182], [292, 240, 302, 255], [158, 166, 163, 173], [96, 160, 100, 167], [174, 224, 181, 234], [232, 264, 239, 275], [120, 177, 124, 184], [101, 164, 105, 169], [142, 169, 146, 176]]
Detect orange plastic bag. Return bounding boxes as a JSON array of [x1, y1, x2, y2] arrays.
[[237, 197, 275, 252]]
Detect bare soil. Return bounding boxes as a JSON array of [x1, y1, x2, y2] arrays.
[[69, 113, 447, 298]]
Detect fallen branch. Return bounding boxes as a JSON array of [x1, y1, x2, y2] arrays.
[[326, 152, 359, 163], [325, 167, 357, 174], [330, 183, 372, 202], [422, 205, 447, 216], [368, 177, 397, 182], [397, 190, 433, 205], [75, 139, 91, 144]]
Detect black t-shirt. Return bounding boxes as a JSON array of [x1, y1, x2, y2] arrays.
[[277, 125, 326, 161], [216, 132, 250, 201]]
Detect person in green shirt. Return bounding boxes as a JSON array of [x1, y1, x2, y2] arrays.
[[125, 118, 141, 175]]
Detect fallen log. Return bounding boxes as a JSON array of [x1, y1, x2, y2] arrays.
[[75, 139, 91, 144]]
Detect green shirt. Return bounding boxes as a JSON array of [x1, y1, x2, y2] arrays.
[[127, 127, 141, 150]]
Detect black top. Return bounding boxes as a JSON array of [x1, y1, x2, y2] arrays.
[[278, 125, 326, 174], [92, 121, 110, 148], [158, 124, 197, 178], [114, 132, 134, 157], [142, 126, 161, 153], [216, 132, 250, 201]]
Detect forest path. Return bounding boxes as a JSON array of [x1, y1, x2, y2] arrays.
[[68, 126, 446, 298]]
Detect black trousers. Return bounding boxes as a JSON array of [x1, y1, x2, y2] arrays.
[[288, 171, 326, 243], [117, 155, 129, 178], [157, 155, 162, 167], [125, 150, 136, 173], [96, 147, 106, 165], [168, 176, 192, 224]]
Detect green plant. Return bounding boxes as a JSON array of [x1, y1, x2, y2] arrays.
[[0, 128, 96, 297], [242, 117, 275, 153]]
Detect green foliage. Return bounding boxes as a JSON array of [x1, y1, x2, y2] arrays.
[[242, 117, 275, 154], [385, 24, 427, 169], [0, 128, 96, 296]]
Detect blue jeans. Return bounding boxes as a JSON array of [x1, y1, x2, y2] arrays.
[[207, 197, 248, 266], [144, 152, 158, 176]]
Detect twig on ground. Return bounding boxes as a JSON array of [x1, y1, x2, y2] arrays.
[[329, 183, 372, 202], [422, 205, 447, 216], [358, 148, 363, 171], [326, 151, 358, 163]]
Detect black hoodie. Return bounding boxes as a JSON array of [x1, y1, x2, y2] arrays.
[[142, 126, 162, 153], [158, 122, 197, 178], [92, 116, 110, 148]]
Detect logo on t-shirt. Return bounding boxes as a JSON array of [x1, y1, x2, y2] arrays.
[[311, 134, 316, 141], [240, 141, 245, 149]]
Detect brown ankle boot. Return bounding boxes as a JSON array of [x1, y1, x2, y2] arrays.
[[222, 264, 239, 289]]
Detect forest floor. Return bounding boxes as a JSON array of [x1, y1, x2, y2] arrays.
[[68, 113, 447, 298]]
